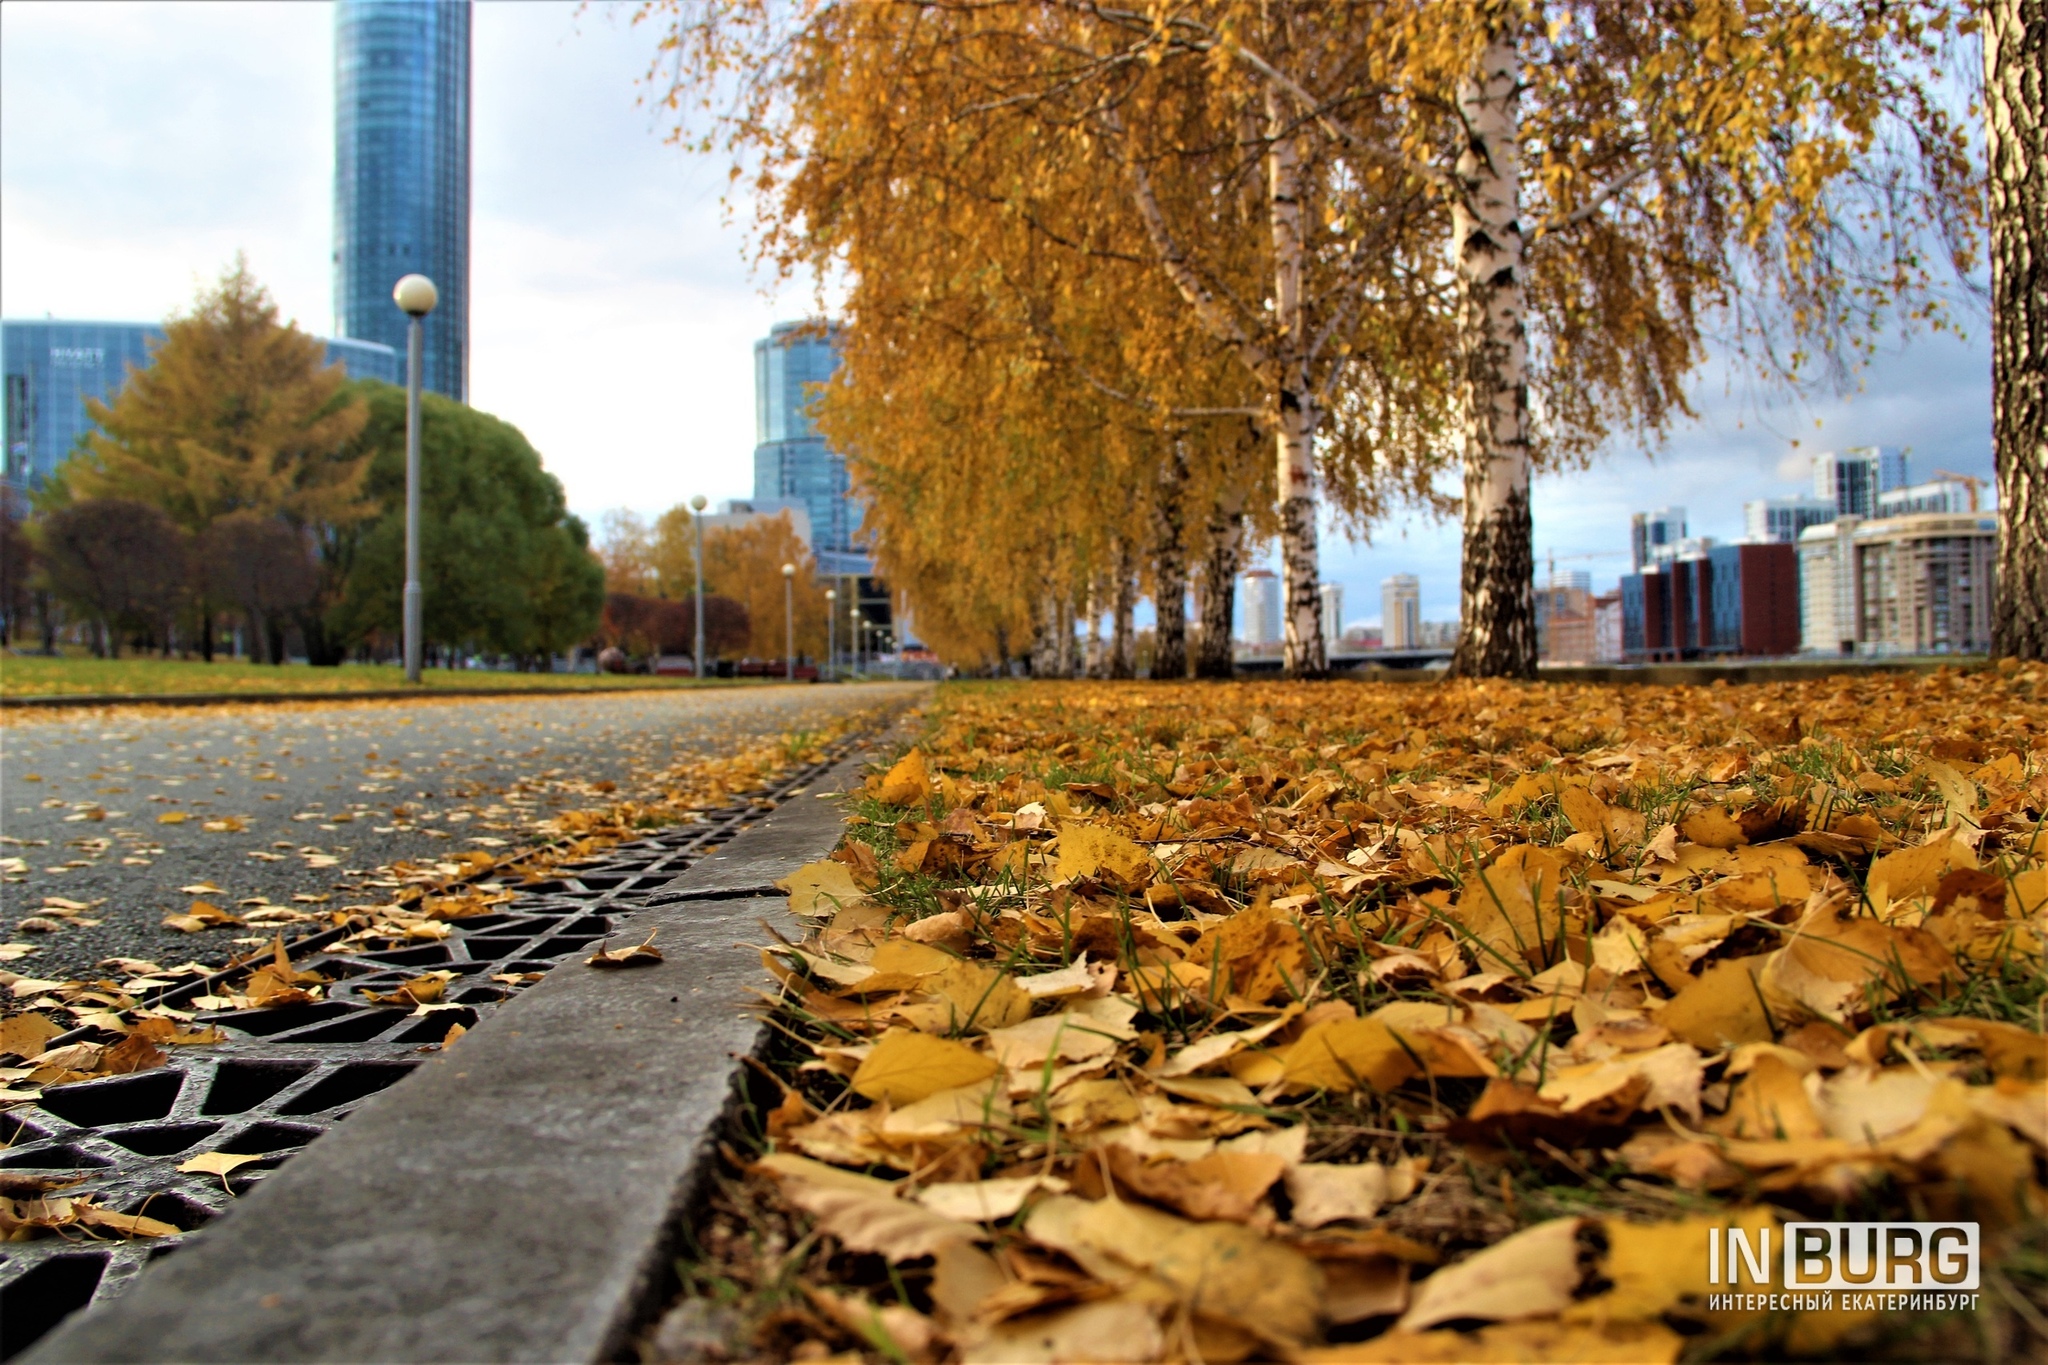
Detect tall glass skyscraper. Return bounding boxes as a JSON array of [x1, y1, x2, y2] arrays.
[[334, 0, 470, 400], [754, 321, 870, 576]]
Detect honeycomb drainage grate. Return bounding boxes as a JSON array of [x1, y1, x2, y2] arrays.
[[0, 746, 858, 1358]]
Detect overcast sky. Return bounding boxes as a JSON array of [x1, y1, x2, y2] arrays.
[[1, 1, 1993, 627]]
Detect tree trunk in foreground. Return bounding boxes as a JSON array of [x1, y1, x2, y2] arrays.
[[1150, 442, 1189, 679], [1447, 30, 1537, 680], [1266, 92, 1327, 678], [1195, 486, 1245, 679], [1987, 0, 2048, 660]]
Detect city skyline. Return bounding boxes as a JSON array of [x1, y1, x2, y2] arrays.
[[0, 1, 1997, 628]]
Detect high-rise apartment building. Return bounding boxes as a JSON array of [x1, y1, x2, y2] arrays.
[[1629, 507, 1687, 569], [2, 320, 396, 489], [334, 0, 471, 401], [1798, 512, 1996, 656], [1812, 446, 1907, 518], [1318, 583, 1343, 653], [1876, 479, 1980, 518], [1744, 496, 1835, 544], [1239, 569, 1282, 648], [1381, 574, 1421, 649], [754, 321, 870, 577], [1536, 584, 1596, 664]]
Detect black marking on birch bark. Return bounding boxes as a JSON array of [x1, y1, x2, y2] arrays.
[[1450, 479, 1537, 680], [1150, 442, 1190, 680], [1278, 491, 1328, 680], [1987, 0, 2048, 660]]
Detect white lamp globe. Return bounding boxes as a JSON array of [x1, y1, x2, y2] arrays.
[[690, 494, 708, 512], [782, 563, 796, 578], [393, 274, 439, 317]]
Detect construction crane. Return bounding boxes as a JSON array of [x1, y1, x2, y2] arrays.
[[1544, 548, 1629, 589], [1932, 470, 1987, 513]]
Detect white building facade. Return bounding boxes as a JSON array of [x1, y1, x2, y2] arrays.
[[1240, 569, 1282, 648], [1381, 574, 1421, 649], [1798, 512, 1997, 656]]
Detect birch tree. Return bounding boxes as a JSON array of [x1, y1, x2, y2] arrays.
[[648, 0, 1445, 678], [1214, 0, 1977, 675], [1985, 0, 2046, 660]]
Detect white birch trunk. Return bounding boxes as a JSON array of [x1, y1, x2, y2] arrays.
[[1447, 30, 1536, 679], [1266, 89, 1327, 678], [1053, 594, 1076, 678]]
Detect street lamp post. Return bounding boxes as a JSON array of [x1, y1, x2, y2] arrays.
[[782, 563, 796, 681], [825, 588, 837, 683], [689, 494, 708, 679], [393, 274, 438, 684]]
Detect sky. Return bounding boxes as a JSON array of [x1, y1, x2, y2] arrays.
[[0, 1, 1996, 629]]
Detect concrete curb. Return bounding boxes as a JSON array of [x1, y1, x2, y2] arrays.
[[0, 682, 793, 711], [24, 751, 877, 1364]]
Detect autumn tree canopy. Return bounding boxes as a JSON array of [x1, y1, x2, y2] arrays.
[[647, 0, 1983, 678], [61, 258, 372, 535]]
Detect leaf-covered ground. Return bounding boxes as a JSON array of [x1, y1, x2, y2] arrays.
[[655, 669, 2048, 1364]]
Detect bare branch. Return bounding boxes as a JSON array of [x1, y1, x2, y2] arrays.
[[1529, 164, 1653, 244]]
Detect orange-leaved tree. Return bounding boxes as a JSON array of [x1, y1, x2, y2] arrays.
[[701, 511, 829, 661], [54, 257, 373, 658]]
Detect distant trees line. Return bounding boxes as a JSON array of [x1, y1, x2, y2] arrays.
[[0, 261, 604, 668], [596, 507, 833, 666]]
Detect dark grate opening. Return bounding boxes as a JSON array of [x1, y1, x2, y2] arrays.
[[100, 1123, 222, 1157], [282, 1011, 404, 1045], [354, 944, 454, 967], [0, 1112, 51, 1146], [202, 1061, 317, 1116], [531, 936, 602, 956], [454, 937, 526, 961], [123, 1190, 217, 1233], [0, 1252, 107, 1361], [209, 1002, 358, 1038], [216, 1122, 324, 1156], [275, 1063, 416, 1117], [35, 1072, 184, 1127], [390, 1010, 476, 1044]]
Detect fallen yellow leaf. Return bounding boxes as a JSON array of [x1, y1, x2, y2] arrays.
[[850, 1029, 997, 1104]]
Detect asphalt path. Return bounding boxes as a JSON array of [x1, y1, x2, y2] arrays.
[[0, 682, 924, 980]]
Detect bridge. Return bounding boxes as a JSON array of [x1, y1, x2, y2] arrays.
[[1233, 648, 1454, 673]]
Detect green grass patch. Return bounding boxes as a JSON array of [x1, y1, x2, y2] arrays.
[[0, 653, 761, 699]]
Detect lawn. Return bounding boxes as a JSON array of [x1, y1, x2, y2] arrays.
[[660, 667, 2048, 1363], [0, 653, 738, 699]]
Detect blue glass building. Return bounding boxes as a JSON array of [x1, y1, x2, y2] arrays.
[[754, 321, 871, 577], [334, 0, 470, 401], [2, 320, 397, 490]]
